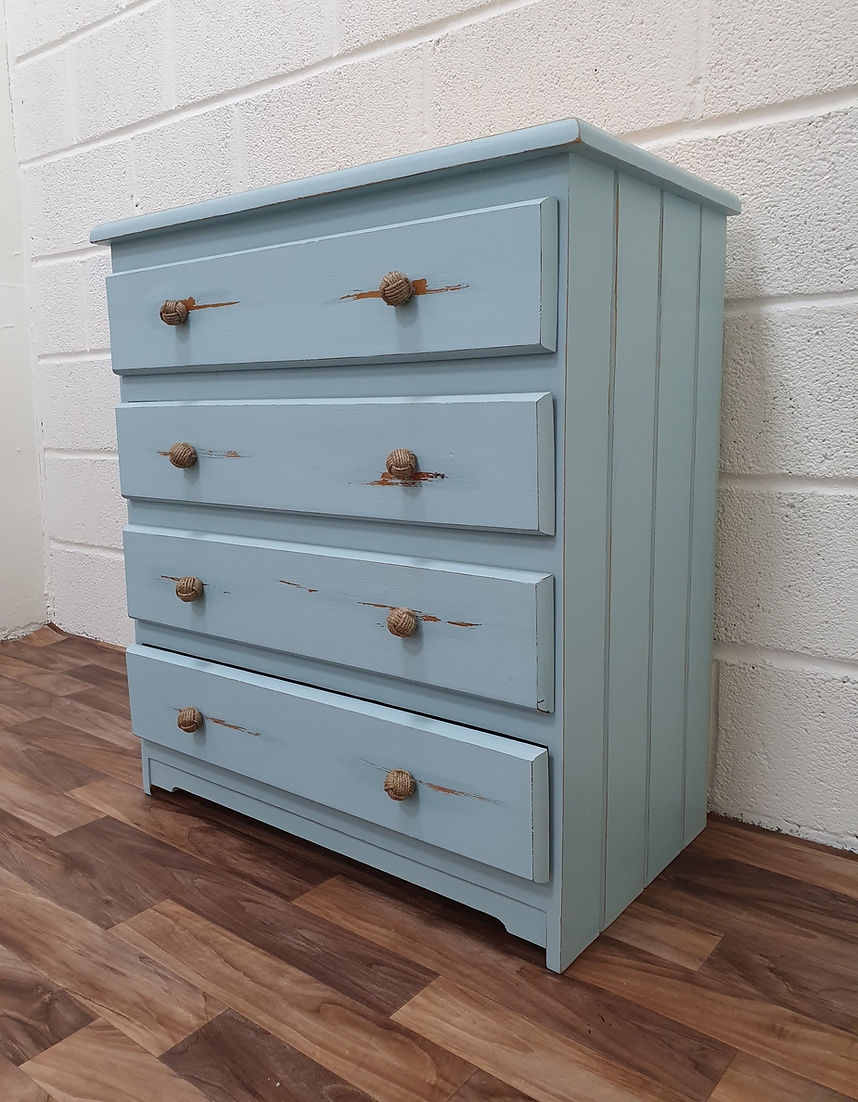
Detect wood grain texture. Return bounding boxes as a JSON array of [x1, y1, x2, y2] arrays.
[[0, 1054, 51, 1101], [21, 1019, 209, 1102], [603, 899, 722, 970], [0, 944, 91, 1065], [0, 866, 222, 1055], [161, 1009, 375, 1102], [10, 718, 141, 787], [451, 1069, 538, 1101], [394, 976, 689, 1102], [708, 1052, 853, 1102], [0, 765, 101, 836], [113, 900, 473, 1102]]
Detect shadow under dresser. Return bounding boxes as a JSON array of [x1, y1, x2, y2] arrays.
[[92, 119, 740, 972]]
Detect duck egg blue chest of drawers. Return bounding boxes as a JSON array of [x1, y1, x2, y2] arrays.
[[92, 119, 739, 972]]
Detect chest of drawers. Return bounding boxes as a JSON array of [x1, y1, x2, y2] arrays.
[[93, 119, 739, 972]]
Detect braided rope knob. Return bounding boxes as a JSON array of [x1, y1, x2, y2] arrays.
[[386, 449, 418, 480], [384, 769, 416, 801], [168, 442, 198, 469], [175, 576, 204, 602], [387, 607, 417, 637], [379, 271, 413, 307], [177, 707, 203, 733], [160, 299, 189, 325]]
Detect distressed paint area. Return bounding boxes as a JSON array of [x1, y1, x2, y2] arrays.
[[156, 449, 241, 458], [421, 780, 494, 802], [278, 581, 318, 593], [365, 471, 446, 486], [340, 278, 468, 301], [208, 715, 261, 736], [358, 601, 479, 628], [181, 296, 239, 311]]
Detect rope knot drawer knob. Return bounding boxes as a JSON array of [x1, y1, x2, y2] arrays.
[[379, 271, 413, 307], [175, 576, 204, 602], [168, 442, 197, 468], [160, 299, 189, 325], [177, 707, 203, 732], [384, 769, 416, 801], [387, 607, 417, 637], [386, 449, 418, 480]]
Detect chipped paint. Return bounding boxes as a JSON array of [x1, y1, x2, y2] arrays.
[[365, 471, 446, 486], [156, 449, 241, 458], [340, 278, 468, 301], [357, 601, 479, 627], [446, 621, 479, 628], [422, 781, 494, 801], [208, 716, 261, 736], [182, 296, 239, 311], [279, 581, 318, 593]]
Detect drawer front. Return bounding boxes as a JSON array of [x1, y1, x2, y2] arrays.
[[117, 393, 555, 534], [127, 646, 549, 881], [106, 198, 558, 373], [124, 527, 554, 712]]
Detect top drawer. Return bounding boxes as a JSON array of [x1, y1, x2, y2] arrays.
[[105, 198, 558, 374]]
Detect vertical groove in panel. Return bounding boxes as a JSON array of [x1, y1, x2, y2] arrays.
[[603, 174, 662, 924], [684, 208, 729, 841], [550, 154, 617, 969], [647, 192, 702, 882], [681, 207, 705, 840]]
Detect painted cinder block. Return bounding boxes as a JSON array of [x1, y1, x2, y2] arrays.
[[5, 0, 138, 60], [8, 51, 74, 160], [37, 357, 120, 451], [173, 0, 332, 105], [31, 260, 88, 356], [44, 453, 126, 550], [49, 544, 133, 646], [721, 304, 858, 478], [132, 107, 238, 212], [650, 108, 858, 299], [713, 659, 858, 851], [430, 0, 700, 143], [335, 0, 488, 51], [703, 0, 857, 114], [716, 486, 858, 660]]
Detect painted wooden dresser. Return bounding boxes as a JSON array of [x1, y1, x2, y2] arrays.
[[92, 120, 739, 972]]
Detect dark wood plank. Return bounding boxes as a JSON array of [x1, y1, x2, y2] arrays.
[[0, 1053, 51, 1101], [20, 1018, 208, 1102], [709, 1052, 853, 1101], [162, 1009, 375, 1102], [67, 685, 131, 722], [451, 1070, 538, 1101], [569, 936, 858, 1097], [0, 655, 92, 697], [64, 814, 436, 1014], [114, 900, 474, 1102], [32, 695, 134, 749], [0, 865, 223, 1055], [10, 718, 140, 787], [297, 876, 734, 1102], [0, 944, 91, 1065], [49, 634, 128, 675], [0, 637, 91, 672], [0, 727, 103, 793], [0, 764, 101, 836]]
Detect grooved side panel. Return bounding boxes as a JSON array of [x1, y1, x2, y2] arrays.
[[684, 209, 728, 840], [647, 194, 703, 880], [604, 176, 662, 923], [550, 155, 616, 970]]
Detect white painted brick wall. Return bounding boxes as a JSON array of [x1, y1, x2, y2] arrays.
[[3, 0, 857, 849]]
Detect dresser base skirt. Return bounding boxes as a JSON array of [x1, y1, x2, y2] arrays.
[[140, 738, 552, 959]]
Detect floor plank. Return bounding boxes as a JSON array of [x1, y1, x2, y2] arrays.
[[708, 1052, 853, 1101], [35, 695, 134, 749], [0, 728, 104, 794], [0, 944, 91, 1066], [451, 1069, 538, 1101], [21, 1019, 208, 1102], [0, 656, 95, 698], [0, 765, 102, 836], [161, 1008, 375, 1102], [0, 866, 222, 1055], [602, 899, 722, 970], [10, 718, 141, 787], [0, 1054, 52, 1101], [569, 937, 858, 1098], [393, 976, 688, 1102], [113, 900, 474, 1102], [296, 875, 733, 1101], [67, 685, 131, 722]]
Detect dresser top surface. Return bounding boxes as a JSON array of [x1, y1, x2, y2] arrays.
[[91, 118, 740, 246]]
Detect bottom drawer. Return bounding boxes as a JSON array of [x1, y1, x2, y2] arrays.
[[126, 645, 549, 882]]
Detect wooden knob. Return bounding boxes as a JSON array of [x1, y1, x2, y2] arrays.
[[386, 449, 418, 480], [384, 769, 416, 801], [175, 576, 203, 602], [168, 442, 197, 469], [387, 607, 417, 637], [160, 299, 189, 325], [379, 271, 413, 307], [177, 707, 203, 732]]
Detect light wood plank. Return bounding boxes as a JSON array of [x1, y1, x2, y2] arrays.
[[112, 899, 472, 1102], [570, 938, 858, 1098], [604, 900, 722, 970], [0, 866, 222, 1055], [0, 1055, 51, 1101], [393, 976, 686, 1102], [21, 1019, 208, 1102], [709, 1052, 852, 1101], [0, 766, 101, 836], [12, 718, 141, 787], [0, 656, 93, 697]]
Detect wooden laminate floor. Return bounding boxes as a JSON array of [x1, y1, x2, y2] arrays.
[[0, 627, 855, 1102]]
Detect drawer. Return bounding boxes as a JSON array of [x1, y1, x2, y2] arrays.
[[117, 392, 554, 534], [127, 646, 549, 881], [106, 198, 558, 374], [124, 527, 554, 712]]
